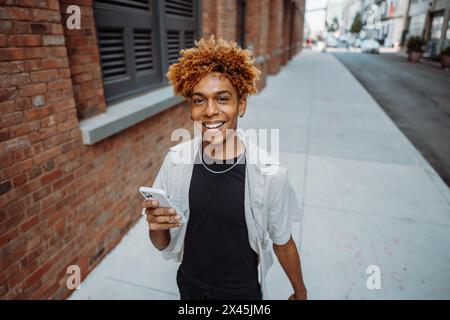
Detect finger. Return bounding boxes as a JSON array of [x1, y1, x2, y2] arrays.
[[145, 207, 176, 217], [149, 222, 182, 231], [150, 207, 177, 216], [148, 211, 180, 224], [142, 199, 159, 208], [152, 215, 182, 224]]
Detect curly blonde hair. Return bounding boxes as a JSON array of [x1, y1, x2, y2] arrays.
[[166, 35, 261, 99]]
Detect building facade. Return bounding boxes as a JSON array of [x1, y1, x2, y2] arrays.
[[360, 0, 409, 47], [377, 0, 409, 48], [0, 0, 305, 299], [342, 0, 364, 32], [423, 0, 450, 56], [407, 0, 432, 38]]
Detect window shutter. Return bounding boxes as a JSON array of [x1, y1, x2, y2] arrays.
[[94, 0, 162, 102], [165, 0, 194, 17], [184, 30, 195, 48], [97, 27, 127, 82], [164, 0, 197, 70], [96, 0, 151, 12], [134, 29, 155, 72], [167, 30, 181, 66]]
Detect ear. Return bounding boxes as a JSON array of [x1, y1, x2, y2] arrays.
[[238, 97, 247, 117]]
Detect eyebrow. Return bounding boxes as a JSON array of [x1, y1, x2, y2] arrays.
[[191, 90, 232, 97]]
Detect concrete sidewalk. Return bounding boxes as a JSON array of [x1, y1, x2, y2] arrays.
[[69, 51, 450, 300]]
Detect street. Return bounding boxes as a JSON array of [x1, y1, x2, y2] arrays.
[[333, 51, 450, 187]]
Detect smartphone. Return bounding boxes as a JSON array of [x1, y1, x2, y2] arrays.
[[139, 187, 186, 224]]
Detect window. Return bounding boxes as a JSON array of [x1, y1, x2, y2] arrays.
[[430, 12, 444, 40], [94, 0, 198, 103], [165, 0, 197, 64], [446, 19, 450, 40], [408, 13, 426, 37]]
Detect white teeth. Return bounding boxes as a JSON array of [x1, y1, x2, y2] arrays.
[[204, 122, 224, 129]]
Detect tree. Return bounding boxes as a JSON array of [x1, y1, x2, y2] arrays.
[[350, 12, 362, 34], [327, 17, 340, 32]]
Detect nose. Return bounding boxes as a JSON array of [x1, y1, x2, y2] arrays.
[[204, 99, 219, 117]]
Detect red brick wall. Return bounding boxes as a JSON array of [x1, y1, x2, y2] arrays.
[[245, 0, 266, 91], [291, 0, 304, 57], [202, 0, 217, 38], [281, 0, 291, 65], [257, 0, 270, 91], [216, 0, 237, 42], [268, 0, 284, 75], [283, 0, 304, 61], [0, 1, 191, 299], [60, 0, 106, 120]]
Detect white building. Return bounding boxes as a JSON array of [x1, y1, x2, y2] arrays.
[[404, 0, 450, 56], [378, 0, 410, 48], [360, 0, 408, 48], [424, 0, 450, 56], [407, 0, 432, 38], [343, 0, 364, 32], [326, 0, 347, 34]]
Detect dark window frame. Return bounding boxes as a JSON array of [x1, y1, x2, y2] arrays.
[[94, 0, 201, 104], [236, 0, 246, 49]]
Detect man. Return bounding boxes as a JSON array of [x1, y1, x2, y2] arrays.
[[142, 36, 307, 300]]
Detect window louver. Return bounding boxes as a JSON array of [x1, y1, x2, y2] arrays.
[[134, 29, 154, 72], [98, 28, 127, 82], [94, 0, 198, 103], [184, 30, 195, 48], [167, 30, 181, 65], [165, 0, 196, 69], [165, 0, 194, 18], [95, 0, 151, 12]]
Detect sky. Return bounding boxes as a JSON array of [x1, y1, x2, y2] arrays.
[[305, 0, 328, 34], [306, 0, 328, 11]]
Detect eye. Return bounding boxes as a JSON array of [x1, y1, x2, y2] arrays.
[[217, 96, 229, 103], [193, 98, 204, 105]]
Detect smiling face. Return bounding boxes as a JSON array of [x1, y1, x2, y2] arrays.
[[189, 72, 247, 147]]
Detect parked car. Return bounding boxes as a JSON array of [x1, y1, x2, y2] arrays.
[[326, 36, 339, 48], [352, 38, 362, 48], [361, 39, 380, 53]]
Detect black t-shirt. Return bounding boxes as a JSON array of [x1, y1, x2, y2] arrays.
[[180, 148, 259, 294]]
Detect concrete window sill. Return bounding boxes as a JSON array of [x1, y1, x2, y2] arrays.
[[78, 86, 184, 145]]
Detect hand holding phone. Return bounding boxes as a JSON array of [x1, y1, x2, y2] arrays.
[[140, 187, 187, 228]]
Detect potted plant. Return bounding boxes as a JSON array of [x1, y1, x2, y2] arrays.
[[406, 36, 425, 62], [441, 47, 450, 69]]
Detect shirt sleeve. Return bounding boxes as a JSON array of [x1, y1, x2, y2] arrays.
[[267, 167, 302, 245], [154, 150, 173, 189]]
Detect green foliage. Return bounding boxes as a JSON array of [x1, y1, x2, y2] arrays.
[[327, 17, 340, 32], [350, 12, 362, 34], [441, 47, 450, 56], [406, 36, 425, 53]]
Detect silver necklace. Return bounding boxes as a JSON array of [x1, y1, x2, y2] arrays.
[[200, 147, 246, 174]]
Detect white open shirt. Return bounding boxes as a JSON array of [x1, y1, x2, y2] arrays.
[[143, 129, 302, 299]]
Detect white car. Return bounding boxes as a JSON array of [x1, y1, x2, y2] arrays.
[[353, 38, 362, 48], [326, 37, 339, 48], [361, 39, 380, 53]]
